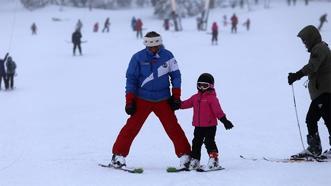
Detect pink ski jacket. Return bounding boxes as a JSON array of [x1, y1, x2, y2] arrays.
[[181, 90, 225, 127]]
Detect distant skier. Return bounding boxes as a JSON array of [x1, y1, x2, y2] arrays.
[[76, 19, 83, 31], [135, 18, 143, 39], [197, 17, 203, 31], [31, 22, 37, 35], [288, 25, 331, 159], [93, 22, 99, 33], [163, 18, 170, 31], [231, 13, 238, 33], [223, 15, 228, 27], [102, 17, 110, 33], [243, 18, 251, 31], [131, 16, 136, 31], [6, 56, 16, 90], [318, 14, 328, 31], [211, 22, 218, 45], [72, 29, 82, 56], [171, 11, 179, 31], [0, 53, 9, 90], [180, 73, 234, 170], [110, 31, 191, 169]]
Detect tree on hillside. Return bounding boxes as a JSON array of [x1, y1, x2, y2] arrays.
[[153, 0, 204, 19]]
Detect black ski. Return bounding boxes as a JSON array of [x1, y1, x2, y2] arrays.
[[98, 163, 143, 174], [240, 155, 328, 163]]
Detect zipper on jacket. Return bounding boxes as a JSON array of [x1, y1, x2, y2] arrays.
[[198, 93, 201, 127]]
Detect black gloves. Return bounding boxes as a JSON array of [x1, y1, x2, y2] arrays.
[[219, 116, 234, 130], [168, 96, 181, 111], [288, 71, 304, 85], [125, 103, 136, 115]]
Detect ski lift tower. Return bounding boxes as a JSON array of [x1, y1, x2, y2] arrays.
[[201, 0, 210, 31]]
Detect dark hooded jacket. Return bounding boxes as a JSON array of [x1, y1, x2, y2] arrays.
[[0, 53, 9, 75], [297, 25, 331, 100]]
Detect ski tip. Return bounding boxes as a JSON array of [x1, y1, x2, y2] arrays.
[[166, 167, 178, 173], [134, 168, 144, 173]]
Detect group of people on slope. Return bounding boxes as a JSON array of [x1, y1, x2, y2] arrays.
[[109, 25, 331, 170]]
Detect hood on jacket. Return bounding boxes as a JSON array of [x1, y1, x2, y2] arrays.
[[297, 25, 322, 52]]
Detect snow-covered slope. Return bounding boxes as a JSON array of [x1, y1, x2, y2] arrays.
[[0, 1, 331, 186]]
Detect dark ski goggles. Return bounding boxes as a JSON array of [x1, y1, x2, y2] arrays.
[[197, 82, 213, 90]]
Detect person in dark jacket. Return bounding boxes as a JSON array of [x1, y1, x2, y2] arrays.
[[288, 25, 331, 159], [31, 22, 37, 35], [318, 14, 328, 31], [102, 17, 110, 33], [6, 56, 16, 89], [110, 31, 191, 169], [72, 29, 82, 56], [0, 53, 9, 90], [230, 13, 238, 33]]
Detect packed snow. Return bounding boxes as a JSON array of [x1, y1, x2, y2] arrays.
[[0, 1, 331, 186]]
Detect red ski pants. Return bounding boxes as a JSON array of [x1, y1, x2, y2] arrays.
[[112, 98, 191, 157]]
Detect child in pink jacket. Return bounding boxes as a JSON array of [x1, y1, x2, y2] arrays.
[[181, 73, 234, 170]]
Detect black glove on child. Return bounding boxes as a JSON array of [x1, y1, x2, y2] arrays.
[[288, 71, 304, 85], [168, 96, 181, 111], [219, 116, 234, 130]]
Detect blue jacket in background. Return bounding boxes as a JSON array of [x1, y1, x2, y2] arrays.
[[126, 47, 181, 102]]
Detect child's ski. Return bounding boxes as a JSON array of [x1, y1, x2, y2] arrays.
[[166, 167, 190, 173], [98, 163, 143, 174], [196, 165, 225, 172]]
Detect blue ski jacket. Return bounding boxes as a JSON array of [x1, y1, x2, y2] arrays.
[[126, 47, 181, 102]]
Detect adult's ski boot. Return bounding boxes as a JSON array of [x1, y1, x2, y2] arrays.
[[110, 154, 126, 168], [291, 133, 322, 159]]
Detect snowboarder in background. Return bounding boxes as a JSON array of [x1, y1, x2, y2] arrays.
[[318, 14, 328, 31], [102, 17, 110, 33], [180, 73, 234, 170], [163, 18, 170, 31], [6, 56, 16, 90], [135, 18, 143, 39], [31, 22, 37, 35], [93, 22, 99, 33], [131, 16, 136, 31], [76, 19, 83, 31], [288, 25, 331, 159], [231, 13, 238, 33], [0, 53, 9, 90], [72, 29, 82, 56], [110, 31, 191, 169], [243, 18, 251, 31], [211, 22, 218, 45]]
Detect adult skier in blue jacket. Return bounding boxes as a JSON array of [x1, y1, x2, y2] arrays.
[[111, 31, 191, 168]]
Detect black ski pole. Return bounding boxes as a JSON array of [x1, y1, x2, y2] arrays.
[[291, 84, 306, 151]]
